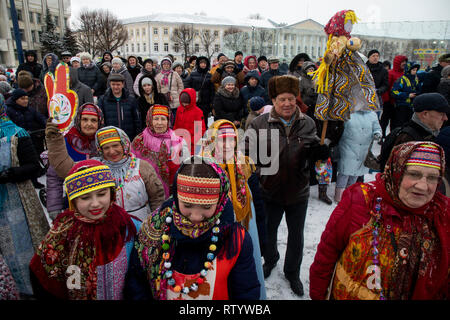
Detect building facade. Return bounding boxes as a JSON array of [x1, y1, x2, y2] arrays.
[[0, 0, 71, 66]]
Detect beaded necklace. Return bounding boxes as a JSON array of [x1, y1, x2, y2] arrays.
[[372, 197, 386, 300], [115, 155, 137, 191], [160, 208, 221, 295]]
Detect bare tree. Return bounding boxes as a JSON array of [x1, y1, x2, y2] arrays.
[[74, 8, 128, 58], [200, 29, 217, 60], [171, 24, 194, 60], [95, 9, 128, 54], [223, 27, 249, 52], [253, 28, 273, 56]]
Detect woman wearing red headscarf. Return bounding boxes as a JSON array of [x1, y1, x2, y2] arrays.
[[310, 141, 449, 300]]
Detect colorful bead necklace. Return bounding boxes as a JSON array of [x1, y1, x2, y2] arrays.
[[160, 208, 221, 295], [372, 197, 386, 300], [115, 155, 137, 191]]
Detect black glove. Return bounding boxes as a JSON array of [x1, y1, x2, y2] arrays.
[[314, 144, 330, 161], [0, 168, 13, 184]]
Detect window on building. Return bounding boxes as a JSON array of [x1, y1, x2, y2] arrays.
[[143, 43, 146, 52], [137, 43, 140, 52], [268, 46, 273, 54], [164, 43, 169, 52], [311, 46, 314, 57], [38, 31, 42, 41], [284, 34, 288, 40], [195, 30, 199, 36], [17, 9, 23, 21], [290, 45, 294, 54], [154, 43, 159, 51], [305, 45, 307, 53], [164, 28, 168, 35], [36, 13, 41, 24], [130, 29, 134, 37], [214, 30, 219, 37], [32, 30, 36, 42], [126, 44, 129, 52], [54, 16, 59, 26], [194, 43, 199, 53], [214, 44, 220, 52], [174, 43, 179, 53], [64, 18, 68, 28], [143, 28, 146, 35], [131, 44, 135, 52], [154, 28, 158, 35], [137, 29, 139, 36], [29, 12, 34, 23]]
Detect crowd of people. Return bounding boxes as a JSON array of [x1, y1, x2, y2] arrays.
[[0, 43, 449, 301]]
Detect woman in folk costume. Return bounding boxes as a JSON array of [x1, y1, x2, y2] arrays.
[[46, 103, 104, 220], [131, 105, 189, 198], [30, 160, 141, 299], [310, 142, 450, 300], [0, 94, 49, 298], [199, 120, 266, 299], [91, 127, 165, 221], [313, 10, 379, 122], [46, 120, 166, 222], [124, 156, 260, 300]]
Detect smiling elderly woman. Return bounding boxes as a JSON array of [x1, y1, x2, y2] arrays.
[[309, 141, 450, 300]]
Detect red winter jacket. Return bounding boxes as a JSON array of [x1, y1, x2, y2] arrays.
[[173, 88, 206, 155], [382, 55, 407, 103]]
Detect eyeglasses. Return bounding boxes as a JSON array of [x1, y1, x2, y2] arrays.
[[404, 170, 441, 184]]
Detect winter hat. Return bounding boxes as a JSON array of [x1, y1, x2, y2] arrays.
[[268, 56, 279, 64], [152, 105, 170, 118], [217, 53, 226, 60], [367, 49, 380, 58], [10, 89, 28, 102], [441, 65, 450, 78], [160, 57, 172, 67], [438, 53, 450, 63], [70, 56, 81, 64], [217, 122, 237, 139], [257, 56, 267, 63], [61, 51, 72, 57], [179, 91, 191, 105], [64, 159, 116, 210], [141, 77, 153, 86], [79, 52, 92, 61], [268, 75, 300, 100], [413, 92, 450, 114], [223, 60, 235, 69], [172, 62, 184, 70], [111, 57, 123, 66], [108, 73, 125, 83], [302, 61, 317, 73], [0, 81, 12, 96], [101, 62, 112, 70], [249, 96, 266, 112], [221, 76, 236, 86], [17, 72, 34, 89], [0, 66, 5, 75]]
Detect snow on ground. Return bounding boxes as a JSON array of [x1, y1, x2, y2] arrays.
[[35, 118, 382, 300]]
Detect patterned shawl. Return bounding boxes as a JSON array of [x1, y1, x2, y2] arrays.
[[373, 141, 449, 299], [200, 119, 254, 230], [30, 203, 136, 299], [135, 156, 234, 300]]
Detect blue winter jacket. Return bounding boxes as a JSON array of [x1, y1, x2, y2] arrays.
[[240, 71, 270, 117]]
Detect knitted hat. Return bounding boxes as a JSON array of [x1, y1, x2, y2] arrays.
[[221, 76, 236, 86], [172, 62, 184, 70], [413, 93, 450, 114], [367, 49, 380, 58], [111, 57, 123, 66], [64, 159, 116, 210], [141, 77, 153, 86], [0, 81, 12, 96], [70, 56, 81, 64], [177, 173, 221, 205], [217, 122, 237, 139], [160, 57, 172, 66], [79, 52, 92, 61], [406, 143, 442, 170], [257, 56, 268, 63], [10, 89, 28, 102], [223, 60, 235, 69], [249, 96, 266, 111], [108, 73, 125, 83], [268, 75, 300, 100], [152, 105, 170, 118]]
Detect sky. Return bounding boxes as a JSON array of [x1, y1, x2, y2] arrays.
[[69, 0, 450, 26]]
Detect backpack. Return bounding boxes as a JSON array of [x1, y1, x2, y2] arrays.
[[378, 125, 423, 170]]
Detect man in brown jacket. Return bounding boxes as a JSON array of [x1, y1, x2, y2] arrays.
[[245, 75, 329, 296]]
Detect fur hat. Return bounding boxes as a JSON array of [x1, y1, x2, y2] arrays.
[[79, 52, 92, 61], [268, 75, 300, 100]]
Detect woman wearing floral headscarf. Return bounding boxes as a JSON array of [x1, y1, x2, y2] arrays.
[[131, 104, 189, 198], [46, 103, 104, 220], [124, 156, 260, 300], [155, 57, 184, 116], [310, 141, 450, 300], [199, 119, 266, 299], [0, 94, 49, 298]]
